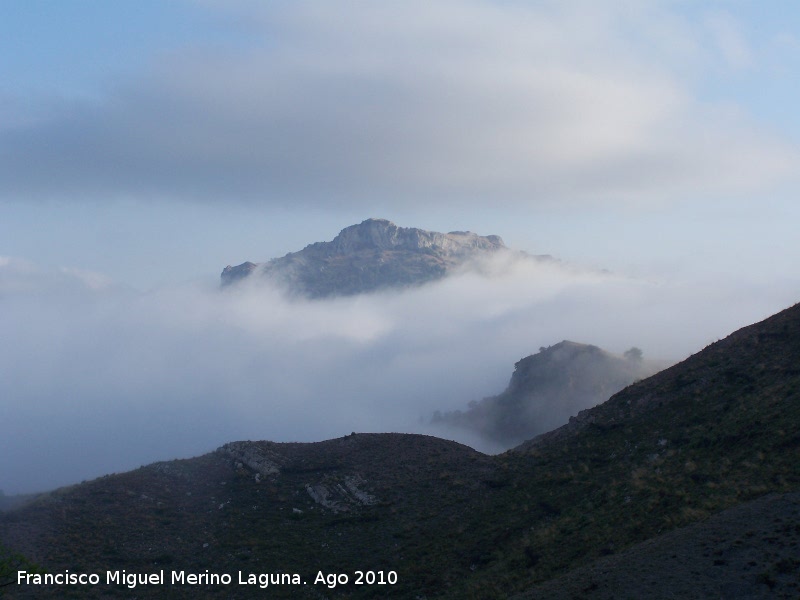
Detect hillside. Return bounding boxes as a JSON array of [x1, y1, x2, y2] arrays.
[[513, 491, 800, 599], [2, 303, 800, 598], [220, 218, 539, 297], [1, 435, 499, 599], [433, 341, 662, 449]]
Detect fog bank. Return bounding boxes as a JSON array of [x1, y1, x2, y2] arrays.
[[1, 255, 796, 493]]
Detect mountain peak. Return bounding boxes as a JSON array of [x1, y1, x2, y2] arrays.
[[221, 219, 512, 297], [433, 340, 659, 448], [325, 218, 505, 256]]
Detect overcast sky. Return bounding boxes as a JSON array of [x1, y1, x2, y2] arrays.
[[2, 1, 799, 493], [2, 0, 799, 285]]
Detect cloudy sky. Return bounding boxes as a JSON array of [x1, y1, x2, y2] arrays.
[[2, 1, 799, 493]]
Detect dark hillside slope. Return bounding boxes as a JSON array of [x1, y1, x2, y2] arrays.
[[1, 435, 498, 599], [518, 299, 800, 455], [2, 304, 800, 599], [514, 491, 800, 599], [464, 302, 800, 597]]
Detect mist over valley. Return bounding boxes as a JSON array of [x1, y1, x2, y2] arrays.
[[1, 220, 795, 495]]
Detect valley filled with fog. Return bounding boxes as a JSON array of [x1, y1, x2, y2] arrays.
[[2, 253, 795, 494]]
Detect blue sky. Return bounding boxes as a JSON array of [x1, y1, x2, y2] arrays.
[[2, 1, 800, 492]]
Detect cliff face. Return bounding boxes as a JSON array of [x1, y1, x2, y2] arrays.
[[434, 341, 661, 448], [322, 218, 505, 256], [221, 218, 512, 297], [219, 261, 257, 285]]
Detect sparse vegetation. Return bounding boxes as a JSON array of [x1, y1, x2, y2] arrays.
[[1, 543, 40, 591]]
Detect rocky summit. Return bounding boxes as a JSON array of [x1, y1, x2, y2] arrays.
[[433, 341, 664, 449], [221, 218, 514, 297]]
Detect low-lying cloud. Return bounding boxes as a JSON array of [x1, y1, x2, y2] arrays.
[[1, 254, 796, 494]]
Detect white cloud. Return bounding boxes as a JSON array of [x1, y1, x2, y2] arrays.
[[1, 255, 795, 493], [0, 0, 796, 208]]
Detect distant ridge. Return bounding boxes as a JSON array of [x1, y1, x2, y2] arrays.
[[434, 340, 662, 448], [221, 218, 537, 297], [513, 301, 800, 455]]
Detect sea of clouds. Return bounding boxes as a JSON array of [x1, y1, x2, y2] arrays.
[[1, 254, 796, 493]]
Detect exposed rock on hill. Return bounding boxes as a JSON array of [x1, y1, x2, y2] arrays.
[[434, 341, 662, 448], [221, 218, 528, 297], [1, 434, 498, 599]]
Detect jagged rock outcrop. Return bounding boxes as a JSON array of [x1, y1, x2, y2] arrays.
[[434, 341, 663, 448], [218, 441, 284, 477], [305, 475, 378, 513], [219, 262, 257, 285], [218, 440, 380, 513], [221, 218, 518, 297]]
